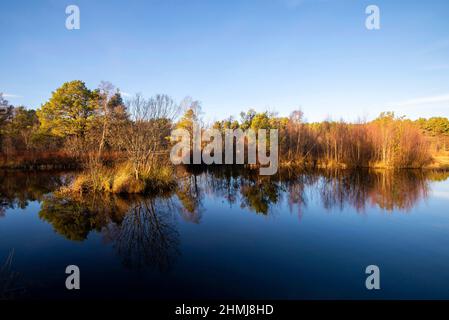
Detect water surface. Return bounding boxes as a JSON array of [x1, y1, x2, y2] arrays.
[[1, 168, 449, 299]]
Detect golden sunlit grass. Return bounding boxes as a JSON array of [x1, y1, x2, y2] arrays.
[[63, 162, 176, 194], [428, 151, 449, 169]]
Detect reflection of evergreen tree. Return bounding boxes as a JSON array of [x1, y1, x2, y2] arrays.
[[240, 179, 281, 214], [38, 193, 123, 241]]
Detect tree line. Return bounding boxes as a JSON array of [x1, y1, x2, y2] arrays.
[[1, 80, 448, 192], [213, 110, 448, 169]]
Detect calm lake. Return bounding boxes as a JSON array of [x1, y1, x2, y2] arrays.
[[1, 168, 449, 299]]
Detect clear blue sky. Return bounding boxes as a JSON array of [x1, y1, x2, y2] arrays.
[[1, 0, 449, 122]]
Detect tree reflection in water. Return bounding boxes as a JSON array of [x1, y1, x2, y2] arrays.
[[0, 170, 68, 213], [2, 168, 449, 271], [39, 193, 180, 271], [315, 169, 431, 213], [190, 167, 448, 215], [176, 173, 203, 223], [106, 199, 179, 271]]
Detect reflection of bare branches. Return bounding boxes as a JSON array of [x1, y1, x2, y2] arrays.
[[204, 172, 240, 206], [319, 174, 348, 211], [114, 199, 180, 272], [369, 170, 429, 212], [285, 179, 307, 220], [176, 174, 203, 223], [0, 249, 25, 300]]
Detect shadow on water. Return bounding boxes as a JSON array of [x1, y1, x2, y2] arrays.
[[1, 168, 449, 272]]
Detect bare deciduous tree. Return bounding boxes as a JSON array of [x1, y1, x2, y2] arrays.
[[118, 94, 180, 179]]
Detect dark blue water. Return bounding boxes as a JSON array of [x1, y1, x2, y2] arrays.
[[1, 169, 449, 299]]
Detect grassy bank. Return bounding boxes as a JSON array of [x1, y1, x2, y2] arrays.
[[61, 162, 177, 195], [427, 151, 449, 169]]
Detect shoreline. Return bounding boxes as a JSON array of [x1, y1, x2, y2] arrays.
[[1, 161, 449, 171]]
